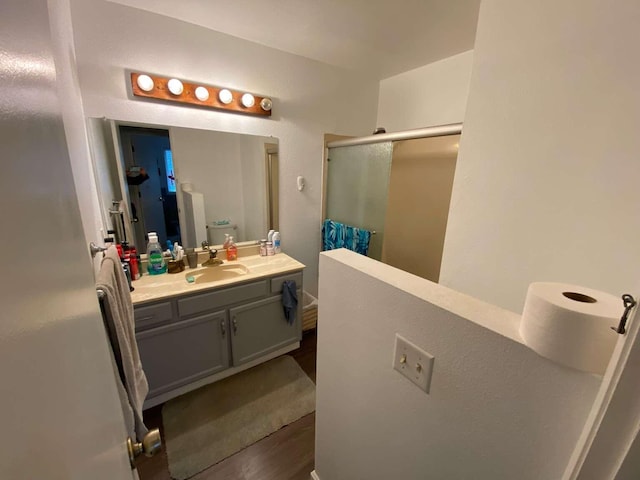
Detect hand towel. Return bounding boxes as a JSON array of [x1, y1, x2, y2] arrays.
[[96, 245, 149, 440], [282, 280, 298, 325]]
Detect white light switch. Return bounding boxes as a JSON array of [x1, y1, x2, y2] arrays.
[[393, 334, 434, 393]]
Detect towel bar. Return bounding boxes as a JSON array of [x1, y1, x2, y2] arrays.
[[90, 242, 108, 258]]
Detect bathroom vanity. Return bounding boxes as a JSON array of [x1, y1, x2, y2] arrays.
[[131, 253, 304, 408]]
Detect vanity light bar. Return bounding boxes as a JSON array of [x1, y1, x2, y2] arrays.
[[130, 72, 272, 117]]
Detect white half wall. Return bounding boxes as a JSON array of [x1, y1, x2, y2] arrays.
[[69, 0, 379, 295], [376, 50, 473, 132], [440, 0, 640, 313], [315, 249, 601, 480]]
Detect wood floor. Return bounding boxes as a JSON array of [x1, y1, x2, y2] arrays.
[[136, 330, 317, 480]]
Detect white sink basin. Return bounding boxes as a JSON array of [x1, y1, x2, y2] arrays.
[[186, 264, 250, 284]]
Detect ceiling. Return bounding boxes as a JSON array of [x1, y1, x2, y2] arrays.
[[107, 0, 481, 79]]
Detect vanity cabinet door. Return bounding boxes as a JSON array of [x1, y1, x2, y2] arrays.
[[136, 310, 229, 398], [229, 293, 302, 366]]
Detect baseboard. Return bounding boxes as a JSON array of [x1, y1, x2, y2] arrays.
[[310, 470, 321, 480]]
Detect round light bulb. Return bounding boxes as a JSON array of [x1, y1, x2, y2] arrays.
[[136, 74, 154, 92], [241, 93, 255, 108], [260, 97, 272, 111], [167, 78, 184, 96], [218, 88, 233, 104], [195, 86, 209, 101]]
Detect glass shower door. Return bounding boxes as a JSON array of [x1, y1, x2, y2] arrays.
[[326, 142, 393, 260]]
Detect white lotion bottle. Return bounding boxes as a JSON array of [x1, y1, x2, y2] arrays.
[[272, 231, 281, 253]]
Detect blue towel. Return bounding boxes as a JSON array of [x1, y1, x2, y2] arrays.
[[282, 280, 298, 325], [322, 219, 372, 256]]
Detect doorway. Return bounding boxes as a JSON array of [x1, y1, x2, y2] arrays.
[[118, 126, 181, 251]]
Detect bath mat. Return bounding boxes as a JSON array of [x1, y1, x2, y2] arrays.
[[162, 355, 316, 480]]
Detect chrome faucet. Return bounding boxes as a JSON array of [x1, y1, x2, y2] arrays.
[[202, 248, 223, 267]]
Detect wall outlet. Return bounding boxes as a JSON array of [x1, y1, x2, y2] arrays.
[[393, 334, 434, 394]]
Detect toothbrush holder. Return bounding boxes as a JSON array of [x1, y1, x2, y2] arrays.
[[167, 259, 186, 274]]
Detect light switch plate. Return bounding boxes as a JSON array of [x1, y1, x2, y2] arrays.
[[393, 334, 434, 393]]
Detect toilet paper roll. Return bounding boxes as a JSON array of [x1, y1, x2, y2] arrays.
[[520, 282, 622, 375]]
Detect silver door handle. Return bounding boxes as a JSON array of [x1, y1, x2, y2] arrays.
[[232, 316, 238, 335], [221, 319, 226, 337], [127, 428, 161, 468]]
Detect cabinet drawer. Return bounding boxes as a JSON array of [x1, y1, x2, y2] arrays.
[[178, 280, 267, 318], [134, 301, 173, 331], [270, 271, 303, 294]]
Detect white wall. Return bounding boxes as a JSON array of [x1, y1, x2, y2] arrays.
[[238, 137, 269, 241], [314, 250, 601, 480], [69, 0, 379, 295], [171, 128, 246, 243], [376, 50, 473, 132], [169, 128, 271, 245], [48, 0, 104, 271], [439, 0, 640, 313], [85, 118, 120, 231]]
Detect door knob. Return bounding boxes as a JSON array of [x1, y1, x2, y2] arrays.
[[127, 428, 162, 468]]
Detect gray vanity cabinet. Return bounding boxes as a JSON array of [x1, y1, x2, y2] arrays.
[[136, 310, 229, 398], [230, 292, 302, 366], [133, 268, 303, 404]]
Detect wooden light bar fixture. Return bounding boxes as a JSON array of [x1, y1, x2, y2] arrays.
[[130, 72, 272, 117]]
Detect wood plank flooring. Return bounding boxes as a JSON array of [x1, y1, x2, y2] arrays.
[[136, 330, 317, 480]]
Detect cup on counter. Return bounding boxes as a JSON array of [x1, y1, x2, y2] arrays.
[[186, 249, 198, 269]]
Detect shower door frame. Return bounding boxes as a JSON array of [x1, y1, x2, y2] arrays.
[[322, 123, 463, 221]]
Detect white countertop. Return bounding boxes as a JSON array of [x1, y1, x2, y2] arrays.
[[130, 253, 305, 305]]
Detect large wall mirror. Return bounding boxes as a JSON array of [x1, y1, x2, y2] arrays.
[[86, 118, 279, 251]]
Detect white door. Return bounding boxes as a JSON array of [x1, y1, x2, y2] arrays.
[[0, 1, 135, 478]]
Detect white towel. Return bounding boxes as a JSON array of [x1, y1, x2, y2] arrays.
[[96, 245, 149, 440]]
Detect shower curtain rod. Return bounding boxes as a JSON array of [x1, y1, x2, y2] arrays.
[[326, 122, 462, 148]]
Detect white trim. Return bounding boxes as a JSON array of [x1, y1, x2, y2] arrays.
[[310, 470, 321, 480], [562, 300, 640, 479]]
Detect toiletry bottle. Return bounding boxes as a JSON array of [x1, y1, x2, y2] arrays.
[[222, 234, 231, 249], [266, 240, 275, 256], [128, 253, 140, 280], [259, 239, 267, 256], [226, 236, 238, 261], [267, 229, 275, 242], [272, 231, 281, 254], [147, 232, 167, 275]]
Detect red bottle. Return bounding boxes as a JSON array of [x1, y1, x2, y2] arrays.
[[124, 251, 140, 280]]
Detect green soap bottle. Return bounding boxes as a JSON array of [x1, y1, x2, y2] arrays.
[[146, 232, 167, 275]]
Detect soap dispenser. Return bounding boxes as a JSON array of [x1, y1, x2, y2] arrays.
[[226, 236, 238, 261]]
